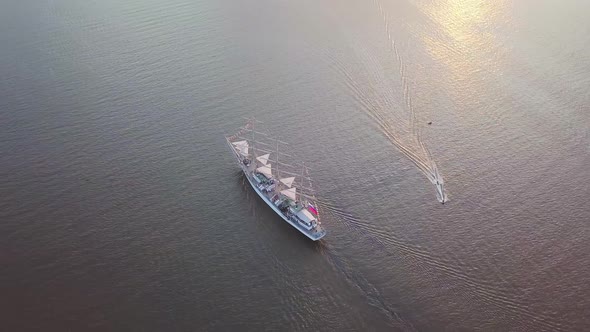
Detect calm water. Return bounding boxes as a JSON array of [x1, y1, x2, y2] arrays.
[[1, 0, 589, 330]]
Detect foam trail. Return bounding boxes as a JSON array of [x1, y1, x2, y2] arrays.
[[306, 4, 448, 203], [319, 201, 568, 331], [369, 0, 448, 203], [316, 208, 417, 331]]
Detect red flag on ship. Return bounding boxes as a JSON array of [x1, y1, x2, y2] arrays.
[[308, 204, 318, 215]]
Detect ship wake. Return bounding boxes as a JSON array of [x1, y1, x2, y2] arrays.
[[314, 0, 448, 202], [317, 200, 569, 331], [372, 0, 448, 203]]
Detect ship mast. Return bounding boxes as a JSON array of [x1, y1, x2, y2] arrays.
[[250, 119, 255, 160], [300, 162, 306, 203], [276, 137, 280, 180], [245, 117, 264, 161]]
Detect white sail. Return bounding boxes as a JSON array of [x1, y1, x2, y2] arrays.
[[225, 119, 326, 241], [232, 140, 249, 156], [281, 187, 297, 200], [256, 153, 270, 165], [279, 177, 295, 188], [240, 145, 249, 156], [257, 164, 273, 178], [232, 140, 247, 146]]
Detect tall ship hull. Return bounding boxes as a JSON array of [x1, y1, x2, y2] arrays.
[[225, 120, 326, 241]]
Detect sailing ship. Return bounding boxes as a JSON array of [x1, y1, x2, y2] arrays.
[[225, 119, 326, 241]]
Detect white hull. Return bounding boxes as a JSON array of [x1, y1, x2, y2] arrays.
[[226, 139, 325, 241], [244, 172, 324, 240]]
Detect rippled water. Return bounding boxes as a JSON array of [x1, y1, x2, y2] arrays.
[[1, 0, 589, 330]]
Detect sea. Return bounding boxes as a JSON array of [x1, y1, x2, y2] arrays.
[[1, 0, 589, 330]]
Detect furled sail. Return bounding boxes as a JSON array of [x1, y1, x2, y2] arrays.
[[256, 153, 270, 165], [281, 187, 297, 200], [256, 164, 273, 178], [232, 140, 249, 156], [279, 177, 295, 188]]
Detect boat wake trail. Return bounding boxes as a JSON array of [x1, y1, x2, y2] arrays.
[[373, 0, 447, 202], [317, 241, 417, 331], [313, 213, 417, 330], [317, 200, 569, 331], [316, 0, 448, 203]]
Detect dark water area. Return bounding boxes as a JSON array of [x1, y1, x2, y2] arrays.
[[1, 0, 589, 330]]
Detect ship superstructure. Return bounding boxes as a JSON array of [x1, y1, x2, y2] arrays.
[[225, 119, 326, 241]]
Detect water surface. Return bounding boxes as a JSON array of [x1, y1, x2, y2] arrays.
[[1, 0, 589, 330]]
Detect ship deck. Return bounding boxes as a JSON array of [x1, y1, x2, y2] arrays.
[[226, 136, 326, 241], [243, 164, 326, 241]]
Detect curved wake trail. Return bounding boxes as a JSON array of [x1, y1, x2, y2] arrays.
[[317, 200, 569, 331], [374, 0, 447, 203], [316, 0, 448, 202], [313, 208, 418, 331]]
